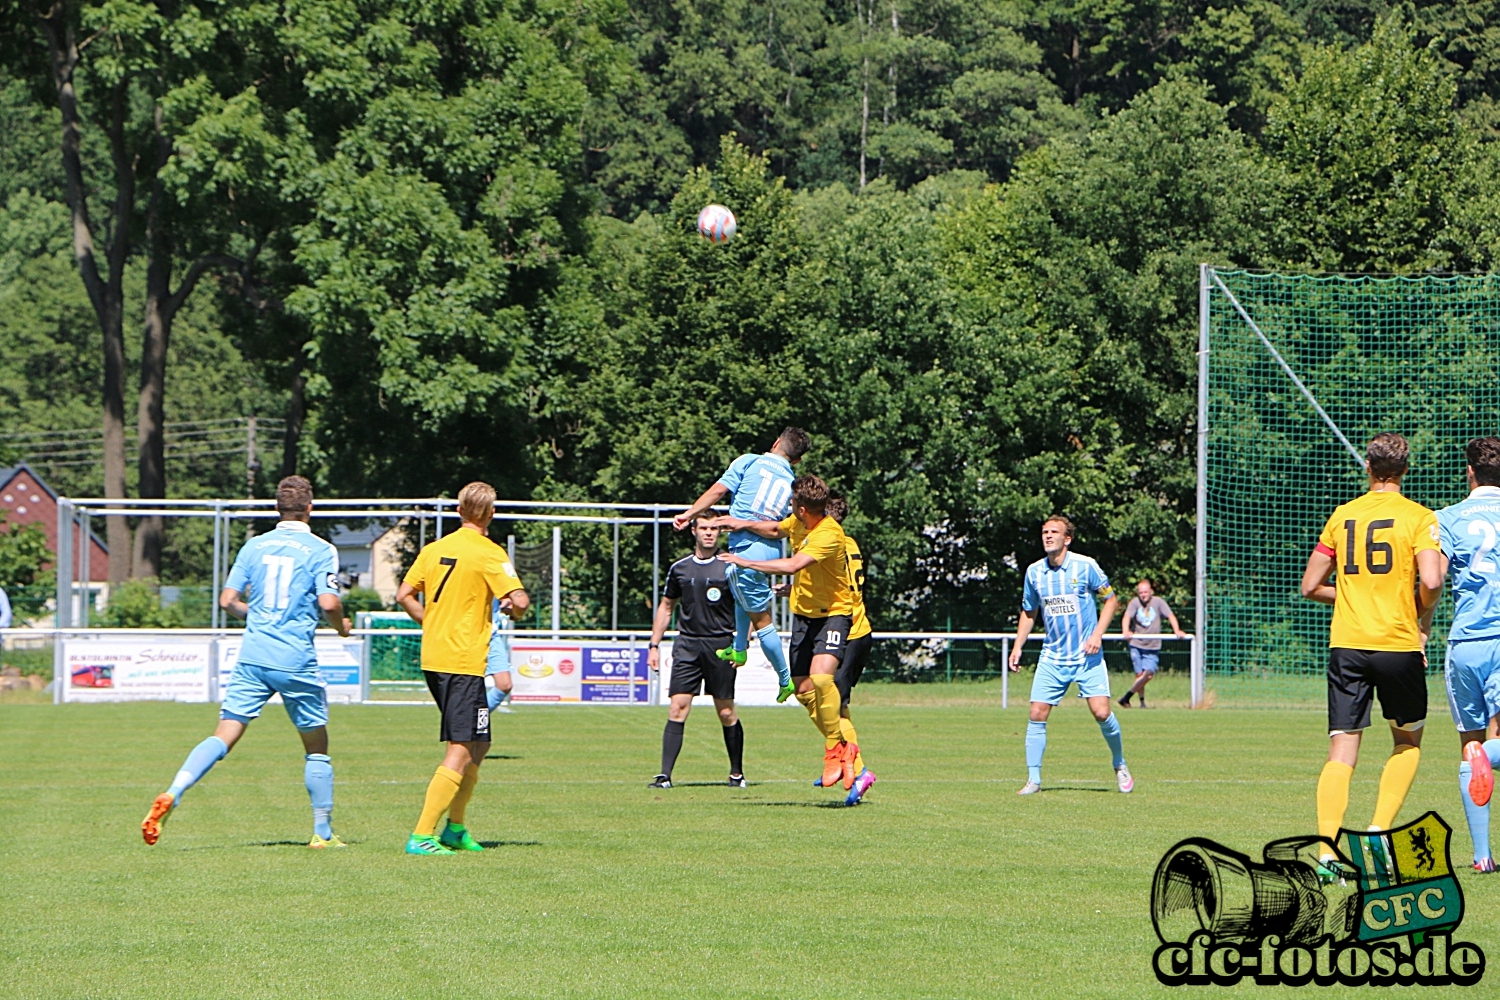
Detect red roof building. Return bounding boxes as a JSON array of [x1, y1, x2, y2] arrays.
[[0, 464, 108, 581]]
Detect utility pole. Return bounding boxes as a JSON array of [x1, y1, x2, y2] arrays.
[[245, 416, 260, 537]]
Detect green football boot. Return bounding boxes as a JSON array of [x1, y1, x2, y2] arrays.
[[777, 684, 796, 703], [439, 821, 484, 852], [715, 646, 748, 667], [405, 834, 455, 856]]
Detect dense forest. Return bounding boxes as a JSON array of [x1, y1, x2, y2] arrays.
[[2, 0, 1499, 630]]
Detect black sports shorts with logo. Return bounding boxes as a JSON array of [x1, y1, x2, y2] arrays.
[[423, 670, 492, 743], [789, 614, 854, 677], [669, 635, 738, 700], [1326, 648, 1427, 734], [836, 633, 873, 707]]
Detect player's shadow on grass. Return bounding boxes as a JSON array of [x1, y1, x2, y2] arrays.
[[738, 800, 855, 809], [1037, 787, 1112, 794], [674, 780, 758, 787], [249, 840, 318, 848], [485, 754, 522, 760], [478, 840, 543, 848]]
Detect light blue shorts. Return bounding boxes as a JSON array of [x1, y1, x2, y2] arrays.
[[1446, 638, 1500, 733], [1129, 647, 1160, 674], [221, 661, 329, 731], [726, 564, 773, 615], [1030, 653, 1110, 705]]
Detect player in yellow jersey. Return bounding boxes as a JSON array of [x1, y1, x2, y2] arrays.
[[1300, 433, 1444, 868], [396, 482, 530, 855], [713, 475, 860, 792], [816, 496, 876, 804]]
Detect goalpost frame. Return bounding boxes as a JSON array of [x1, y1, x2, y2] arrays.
[[1194, 265, 1209, 709]]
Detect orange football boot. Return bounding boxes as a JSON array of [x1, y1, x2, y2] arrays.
[[1467, 740, 1494, 807], [841, 742, 860, 790], [822, 744, 845, 788], [141, 793, 175, 846]]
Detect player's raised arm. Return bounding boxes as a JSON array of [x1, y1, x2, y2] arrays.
[[718, 550, 815, 575], [706, 515, 785, 539], [673, 482, 731, 532]]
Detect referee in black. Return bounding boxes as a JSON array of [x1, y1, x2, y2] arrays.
[[648, 517, 745, 788]]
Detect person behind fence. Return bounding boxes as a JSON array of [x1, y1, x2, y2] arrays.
[[1007, 515, 1131, 796], [646, 517, 745, 788], [0, 583, 11, 629], [1118, 578, 1186, 708], [396, 481, 529, 856], [141, 476, 352, 848], [1299, 432, 1443, 875]]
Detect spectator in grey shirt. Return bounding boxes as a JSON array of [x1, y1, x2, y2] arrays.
[[1118, 578, 1185, 708]]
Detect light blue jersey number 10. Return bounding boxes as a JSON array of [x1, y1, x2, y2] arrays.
[[261, 554, 295, 610], [750, 470, 791, 520]]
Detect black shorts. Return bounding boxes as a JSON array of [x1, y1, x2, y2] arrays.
[[423, 670, 492, 743], [1327, 648, 1427, 734], [789, 614, 853, 677], [836, 633, 873, 707], [668, 636, 738, 700]]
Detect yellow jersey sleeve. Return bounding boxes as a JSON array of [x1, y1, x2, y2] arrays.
[[1316, 511, 1340, 558], [485, 550, 524, 600], [779, 514, 798, 540], [1414, 509, 1440, 554], [404, 547, 431, 591]]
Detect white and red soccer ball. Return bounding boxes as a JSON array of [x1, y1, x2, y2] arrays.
[[697, 204, 737, 243]]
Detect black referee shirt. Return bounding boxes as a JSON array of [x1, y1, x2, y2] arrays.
[[662, 555, 735, 639]]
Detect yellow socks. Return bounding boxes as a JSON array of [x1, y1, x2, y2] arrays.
[[448, 763, 480, 825], [810, 674, 843, 749], [795, 687, 817, 720], [1372, 745, 1421, 830], [415, 765, 463, 836], [1317, 760, 1354, 846], [839, 716, 864, 771]]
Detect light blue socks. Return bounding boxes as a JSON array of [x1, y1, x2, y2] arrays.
[[1098, 712, 1125, 770], [757, 624, 791, 687], [733, 604, 752, 653], [167, 736, 228, 804], [305, 753, 334, 839], [1460, 761, 1489, 864], [1025, 721, 1047, 784]]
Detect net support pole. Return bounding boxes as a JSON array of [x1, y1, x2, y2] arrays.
[[55, 498, 73, 629], [1001, 638, 1009, 708], [210, 503, 223, 630], [551, 526, 561, 640], [1208, 269, 1363, 468], [77, 509, 89, 627], [1193, 265, 1209, 709], [652, 505, 661, 623], [612, 518, 620, 633]]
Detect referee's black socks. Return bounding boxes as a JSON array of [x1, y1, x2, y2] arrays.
[[661, 720, 685, 779], [723, 720, 744, 776]]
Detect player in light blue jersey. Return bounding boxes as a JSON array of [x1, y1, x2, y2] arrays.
[[674, 427, 808, 702], [486, 600, 515, 714], [141, 477, 353, 848], [1436, 437, 1500, 873], [1007, 515, 1130, 795]]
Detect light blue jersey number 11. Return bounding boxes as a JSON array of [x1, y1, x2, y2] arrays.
[[261, 554, 295, 610]]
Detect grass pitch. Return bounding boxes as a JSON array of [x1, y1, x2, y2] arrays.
[[2, 682, 1496, 999]]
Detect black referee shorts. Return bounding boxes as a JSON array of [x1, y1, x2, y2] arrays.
[[835, 633, 873, 707], [668, 636, 738, 701], [423, 670, 491, 743], [1326, 648, 1427, 735], [789, 614, 853, 677]]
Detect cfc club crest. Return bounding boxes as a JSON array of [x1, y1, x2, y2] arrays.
[[1150, 812, 1485, 987]]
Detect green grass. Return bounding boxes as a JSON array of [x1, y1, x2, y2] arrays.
[[1, 685, 1495, 999]]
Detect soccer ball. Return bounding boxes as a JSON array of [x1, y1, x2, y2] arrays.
[[697, 204, 737, 243]]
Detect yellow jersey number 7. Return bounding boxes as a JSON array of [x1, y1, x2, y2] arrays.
[[433, 557, 459, 601]]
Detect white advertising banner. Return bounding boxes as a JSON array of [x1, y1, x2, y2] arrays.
[[658, 641, 795, 707], [216, 636, 366, 703], [62, 637, 214, 703], [510, 643, 651, 703]]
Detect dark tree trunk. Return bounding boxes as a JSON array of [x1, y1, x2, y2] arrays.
[[281, 363, 307, 478]]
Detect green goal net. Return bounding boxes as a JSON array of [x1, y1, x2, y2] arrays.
[[1203, 269, 1500, 707]]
